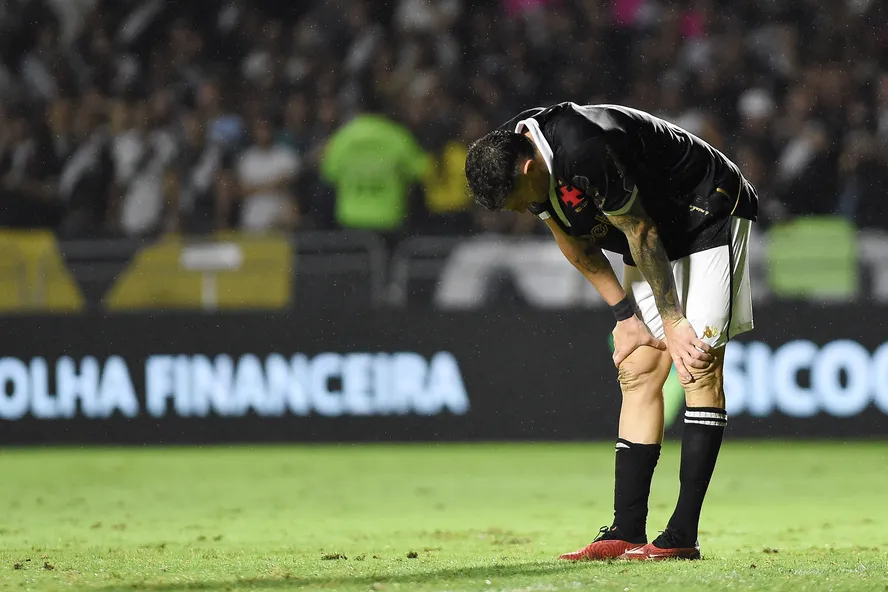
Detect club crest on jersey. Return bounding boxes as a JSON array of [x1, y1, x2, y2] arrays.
[[557, 181, 587, 211]]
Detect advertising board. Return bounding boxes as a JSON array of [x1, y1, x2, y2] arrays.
[[2, 305, 886, 443]]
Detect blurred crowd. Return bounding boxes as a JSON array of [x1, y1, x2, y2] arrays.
[[0, 0, 887, 240]]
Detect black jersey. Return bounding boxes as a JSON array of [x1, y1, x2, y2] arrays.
[[499, 102, 758, 263]]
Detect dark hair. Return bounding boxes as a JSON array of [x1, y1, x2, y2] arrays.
[[465, 129, 534, 211]]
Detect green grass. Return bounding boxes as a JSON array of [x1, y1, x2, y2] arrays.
[[1, 442, 887, 591]]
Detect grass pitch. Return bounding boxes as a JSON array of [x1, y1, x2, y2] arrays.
[[1, 442, 886, 591]]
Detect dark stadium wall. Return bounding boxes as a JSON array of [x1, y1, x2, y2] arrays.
[[1, 305, 887, 444]]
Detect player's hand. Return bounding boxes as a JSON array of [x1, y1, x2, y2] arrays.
[[612, 315, 666, 368], [663, 316, 713, 384]]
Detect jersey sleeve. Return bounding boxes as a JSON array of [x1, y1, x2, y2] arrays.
[[598, 159, 638, 216], [567, 138, 639, 216], [565, 125, 638, 216]]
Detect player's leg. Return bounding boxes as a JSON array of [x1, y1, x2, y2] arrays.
[[559, 344, 672, 561], [622, 353, 726, 561], [662, 218, 753, 552], [617, 344, 671, 443], [560, 266, 673, 561], [659, 347, 726, 551], [622, 217, 754, 561], [611, 262, 675, 543], [613, 343, 673, 539]]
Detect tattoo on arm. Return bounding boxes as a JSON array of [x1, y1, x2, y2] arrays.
[[570, 241, 612, 276], [608, 202, 683, 322], [544, 217, 623, 302]]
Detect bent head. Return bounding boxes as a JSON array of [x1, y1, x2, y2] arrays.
[[465, 130, 549, 213]]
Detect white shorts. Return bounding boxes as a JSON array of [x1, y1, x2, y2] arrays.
[[623, 217, 753, 349]]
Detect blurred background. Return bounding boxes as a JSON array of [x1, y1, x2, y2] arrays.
[[1, 0, 887, 443]]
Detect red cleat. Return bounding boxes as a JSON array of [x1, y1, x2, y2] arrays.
[[619, 541, 701, 561], [559, 526, 645, 561]]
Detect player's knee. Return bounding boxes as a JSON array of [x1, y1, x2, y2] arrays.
[[618, 361, 661, 402]]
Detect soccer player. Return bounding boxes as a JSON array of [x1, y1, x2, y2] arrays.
[[465, 103, 758, 560]]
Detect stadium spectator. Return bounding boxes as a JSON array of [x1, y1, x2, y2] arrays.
[[195, 79, 245, 152], [111, 96, 179, 236], [0, 0, 885, 238], [47, 96, 75, 162], [735, 88, 777, 164], [420, 108, 484, 234], [234, 116, 301, 232], [277, 92, 311, 155], [56, 90, 116, 237], [19, 23, 77, 101], [0, 105, 64, 228], [321, 103, 427, 234], [838, 130, 888, 230], [172, 111, 226, 233]]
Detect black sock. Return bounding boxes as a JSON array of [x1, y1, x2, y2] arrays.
[[612, 438, 661, 543], [663, 407, 727, 547]]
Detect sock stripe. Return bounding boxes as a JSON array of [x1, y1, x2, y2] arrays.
[[685, 408, 727, 427], [685, 418, 727, 427], [686, 406, 727, 414], [685, 410, 728, 420], [615, 438, 632, 451]]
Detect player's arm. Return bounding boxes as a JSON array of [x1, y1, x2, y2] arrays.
[[602, 197, 683, 323], [604, 196, 711, 380], [543, 217, 625, 305], [544, 217, 665, 365]]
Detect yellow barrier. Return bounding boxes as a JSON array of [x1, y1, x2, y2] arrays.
[[0, 230, 85, 312], [105, 233, 292, 310]]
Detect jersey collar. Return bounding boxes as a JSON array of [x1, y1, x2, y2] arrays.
[[515, 117, 570, 226], [514, 117, 553, 175]]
